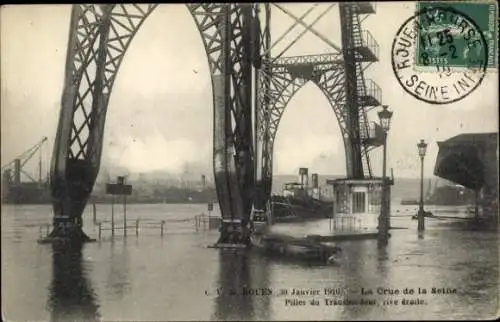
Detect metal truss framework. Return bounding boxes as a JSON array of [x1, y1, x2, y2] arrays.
[[49, 4, 256, 244], [48, 3, 382, 244], [254, 3, 382, 207], [256, 55, 347, 202]]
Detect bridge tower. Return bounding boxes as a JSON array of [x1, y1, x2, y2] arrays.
[[254, 3, 383, 212], [43, 4, 256, 245], [339, 2, 382, 178]]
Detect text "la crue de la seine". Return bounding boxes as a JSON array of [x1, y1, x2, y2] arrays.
[[361, 287, 457, 295]]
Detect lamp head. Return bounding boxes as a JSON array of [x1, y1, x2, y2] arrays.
[[378, 105, 393, 132], [417, 139, 428, 157]]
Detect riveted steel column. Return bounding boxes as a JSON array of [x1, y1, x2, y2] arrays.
[[339, 3, 363, 179]]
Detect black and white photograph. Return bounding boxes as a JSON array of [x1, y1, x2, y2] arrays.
[[1, 2, 498, 321]]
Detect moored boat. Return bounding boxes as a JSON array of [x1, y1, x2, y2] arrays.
[[250, 224, 341, 263], [250, 211, 341, 263], [271, 168, 333, 223]]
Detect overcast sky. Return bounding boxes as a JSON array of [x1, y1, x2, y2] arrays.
[[1, 3, 497, 181]]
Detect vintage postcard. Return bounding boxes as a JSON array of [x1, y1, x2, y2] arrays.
[[1, 2, 498, 321]]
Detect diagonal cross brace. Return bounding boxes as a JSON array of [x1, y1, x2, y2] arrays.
[[272, 3, 341, 53], [272, 4, 336, 62], [263, 4, 318, 57]]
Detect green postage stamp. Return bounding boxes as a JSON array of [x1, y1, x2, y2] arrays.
[[415, 1, 498, 69]]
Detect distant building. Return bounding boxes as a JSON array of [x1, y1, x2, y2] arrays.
[[434, 132, 498, 221]]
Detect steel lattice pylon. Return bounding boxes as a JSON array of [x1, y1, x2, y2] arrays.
[[46, 3, 383, 245], [47, 4, 256, 244], [254, 3, 382, 209]]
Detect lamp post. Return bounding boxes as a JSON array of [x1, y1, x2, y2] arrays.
[[417, 139, 428, 231], [377, 105, 393, 242]]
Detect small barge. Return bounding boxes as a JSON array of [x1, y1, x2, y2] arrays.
[[251, 231, 341, 262], [250, 212, 341, 263]]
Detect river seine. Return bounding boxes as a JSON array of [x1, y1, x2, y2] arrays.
[[1, 203, 498, 321]]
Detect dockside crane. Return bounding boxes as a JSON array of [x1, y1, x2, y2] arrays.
[[1, 136, 48, 186]]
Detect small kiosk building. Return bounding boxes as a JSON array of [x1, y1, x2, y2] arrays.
[[327, 178, 392, 232]]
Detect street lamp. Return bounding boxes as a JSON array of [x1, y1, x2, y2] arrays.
[[378, 105, 393, 241], [417, 139, 428, 231]]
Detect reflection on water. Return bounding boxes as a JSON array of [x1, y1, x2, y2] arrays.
[[212, 251, 272, 321], [442, 229, 499, 317], [338, 241, 381, 320], [1, 204, 498, 321], [212, 251, 253, 321], [375, 242, 390, 317], [48, 243, 100, 322], [376, 241, 390, 274], [106, 239, 131, 299], [250, 254, 272, 321]]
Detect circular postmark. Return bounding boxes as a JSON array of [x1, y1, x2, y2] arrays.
[[391, 6, 488, 104]]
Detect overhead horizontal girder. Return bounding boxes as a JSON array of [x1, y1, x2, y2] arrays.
[[272, 53, 342, 67]]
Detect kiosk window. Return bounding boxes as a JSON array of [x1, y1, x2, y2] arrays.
[[352, 192, 366, 213]]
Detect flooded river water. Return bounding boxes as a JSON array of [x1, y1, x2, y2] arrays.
[[1, 203, 498, 321]]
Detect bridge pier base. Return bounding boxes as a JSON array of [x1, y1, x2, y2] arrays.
[[215, 219, 252, 248], [38, 217, 95, 245]]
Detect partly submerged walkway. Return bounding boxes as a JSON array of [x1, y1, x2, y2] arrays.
[[267, 218, 378, 241]]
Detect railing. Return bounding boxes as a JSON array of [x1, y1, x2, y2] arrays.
[[194, 214, 220, 231], [329, 216, 362, 232], [363, 79, 382, 105], [272, 53, 342, 67], [38, 218, 173, 241], [354, 2, 376, 15], [359, 123, 370, 140], [96, 218, 167, 238], [361, 121, 386, 147], [358, 30, 379, 61]]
